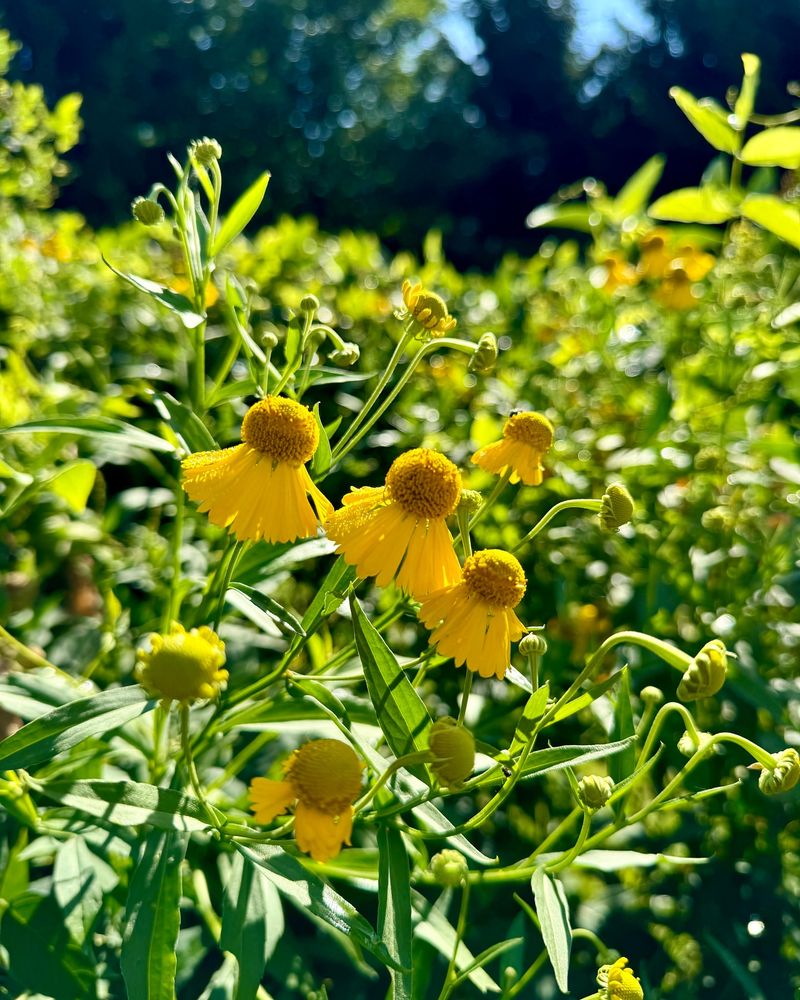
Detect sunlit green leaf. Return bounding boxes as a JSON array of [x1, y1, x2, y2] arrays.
[[530, 868, 571, 993], [103, 256, 205, 328], [1, 416, 174, 454], [740, 194, 800, 249], [213, 171, 271, 255], [610, 154, 665, 222], [378, 826, 413, 1000], [669, 87, 739, 153], [649, 187, 739, 224], [741, 126, 800, 169]]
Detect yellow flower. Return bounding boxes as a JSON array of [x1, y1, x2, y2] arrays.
[[249, 739, 364, 862], [419, 549, 527, 679], [135, 622, 227, 705], [325, 448, 462, 599], [598, 957, 644, 1000], [654, 266, 700, 310], [601, 252, 639, 292], [670, 244, 715, 281], [637, 228, 673, 279], [402, 279, 457, 336], [471, 411, 554, 486], [182, 396, 333, 543]]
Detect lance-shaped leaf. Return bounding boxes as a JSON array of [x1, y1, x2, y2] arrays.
[[377, 826, 413, 1000], [740, 194, 800, 250], [226, 584, 305, 637], [150, 390, 218, 453], [103, 256, 205, 328], [350, 595, 432, 757], [0, 416, 174, 454], [212, 171, 271, 255], [0, 685, 156, 772], [121, 829, 187, 1000], [235, 842, 398, 970], [669, 87, 739, 153], [531, 868, 572, 993], [741, 126, 800, 169]]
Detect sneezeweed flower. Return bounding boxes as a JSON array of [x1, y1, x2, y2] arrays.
[[471, 411, 554, 486], [428, 717, 475, 788], [676, 639, 728, 701], [599, 484, 634, 532], [655, 266, 700, 310], [597, 957, 644, 1000], [182, 396, 333, 543], [755, 748, 800, 795], [190, 136, 222, 164], [671, 244, 715, 281], [249, 739, 364, 862], [136, 622, 227, 705], [637, 228, 673, 279], [419, 549, 527, 679], [401, 279, 457, 336], [601, 252, 638, 292], [131, 196, 165, 226], [325, 448, 462, 599]]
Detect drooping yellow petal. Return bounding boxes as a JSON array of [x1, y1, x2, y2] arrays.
[[249, 778, 295, 824], [395, 516, 462, 598], [294, 801, 353, 863]]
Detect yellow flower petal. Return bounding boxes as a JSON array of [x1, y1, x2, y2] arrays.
[[294, 802, 353, 863], [249, 778, 295, 824]]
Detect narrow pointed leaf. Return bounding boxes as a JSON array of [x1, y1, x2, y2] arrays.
[[669, 87, 739, 153], [741, 126, 800, 169], [53, 837, 106, 944], [227, 583, 305, 637], [531, 868, 571, 993], [213, 171, 271, 255], [740, 194, 800, 249], [378, 826, 413, 999], [37, 779, 210, 832], [150, 390, 218, 453], [103, 256, 205, 328], [611, 154, 666, 221]]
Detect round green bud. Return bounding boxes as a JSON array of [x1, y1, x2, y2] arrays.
[[457, 489, 483, 514], [300, 293, 320, 313], [677, 729, 713, 757], [330, 343, 360, 366], [429, 718, 475, 789], [468, 332, 499, 374], [131, 197, 165, 226], [677, 639, 728, 702], [577, 773, 614, 811], [758, 748, 800, 795], [641, 686, 664, 706], [519, 632, 547, 658], [260, 331, 279, 350], [190, 137, 222, 165], [599, 483, 634, 532], [430, 849, 468, 887]]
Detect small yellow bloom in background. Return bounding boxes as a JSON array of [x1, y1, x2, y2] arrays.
[[654, 266, 700, 310], [401, 279, 457, 336], [325, 448, 462, 600], [136, 622, 227, 705], [419, 549, 527, 679], [471, 410, 554, 486], [428, 717, 475, 788], [671, 244, 715, 281], [182, 396, 333, 543], [598, 957, 644, 1000], [637, 228, 673, 279], [249, 738, 364, 863], [601, 252, 639, 293]]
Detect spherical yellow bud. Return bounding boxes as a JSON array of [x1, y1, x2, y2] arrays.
[[429, 718, 475, 788], [677, 639, 728, 701], [758, 748, 800, 795], [577, 774, 614, 811], [136, 622, 227, 705], [503, 411, 554, 451], [131, 197, 165, 226], [430, 849, 468, 887], [599, 484, 634, 532], [190, 137, 222, 164]]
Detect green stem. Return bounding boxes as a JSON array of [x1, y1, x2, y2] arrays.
[[513, 498, 603, 553], [468, 469, 513, 533], [163, 479, 186, 631], [353, 750, 432, 815], [544, 809, 592, 873], [636, 701, 702, 768], [437, 881, 471, 1000], [213, 540, 247, 630], [180, 705, 222, 828], [457, 672, 473, 726], [506, 949, 548, 999]]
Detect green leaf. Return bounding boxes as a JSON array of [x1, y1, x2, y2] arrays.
[[0, 685, 156, 772], [734, 53, 761, 129], [220, 851, 284, 1000], [741, 126, 800, 169], [508, 683, 550, 756], [311, 402, 332, 476], [608, 668, 636, 796], [121, 829, 187, 1000], [548, 670, 622, 725], [52, 836, 109, 944], [377, 827, 413, 1000], [475, 737, 638, 788], [560, 849, 709, 871], [226, 583, 306, 637], [530, 868, 571, 993], [610, 154, 666, 222], [740, 193, 800, 249], [669, 87, 739, 153], [45, 460, 96, 513], [449, 937, 524, 991], [235, 842, 399, 970], [103, 256, 205, 328], [350, 594, 432, 757], [283, 557, 356, 662], [150, 390, 218, 453], [525, 202, 594, 232], [1, 415, 174, 454], [37, 779, 210, 832], [288, 675, 351, 729], [213, 171, 271, 256], [649, 187, 739, 224]]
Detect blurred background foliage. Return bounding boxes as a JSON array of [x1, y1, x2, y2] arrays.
[[0, 8, 799, 999], [2, 0, 800, 266]]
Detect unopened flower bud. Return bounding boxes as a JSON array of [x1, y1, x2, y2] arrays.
[[190, 137, 222, 165], [677, 639, 728, 702], [430, 849, 468, 887], [300, 293, 320, 314], [468, 332, 499, 374], [599, 483, 634, 532], [577, 774, 614, 811], [757, 748, 800, 795], [701, 506, 733, 532], [519, 632, 547, 658], [641, 686, 664, 706], [457, 489, 482, 514], [260, 331, 279, 351], [677, 729, 713, 757], [429, 718, 475, 788], [131, 197, 165, 226], [330, 343, 360, 366]]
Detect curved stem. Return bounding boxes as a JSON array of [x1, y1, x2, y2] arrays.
[[636, 701, 702, 767], [544, 809, 592, 873], [513, 498, 603, 552], [468, 469, 512, 533]]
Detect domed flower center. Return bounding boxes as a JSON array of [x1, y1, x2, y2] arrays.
[[503, 411, 554, 451], [136, 623, 227, 703], [402, 280, 456, 334], [386, 448, 461, 519], [241, 397, 319, 465], [286, 739, 363, 813], [429, 718, 475, 788], [463, 549, 526, 608]]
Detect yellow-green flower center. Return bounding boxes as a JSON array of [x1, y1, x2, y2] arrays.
[[463, 549, 526, 608], [136, 623, 227, 703], [504, 411, 554, 451], [285, 739, 363, 813], [386, 448, 461, 519], [241, 397, 319, 465]]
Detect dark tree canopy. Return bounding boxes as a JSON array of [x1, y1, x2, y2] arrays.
[[2, 0, 798, 266]]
